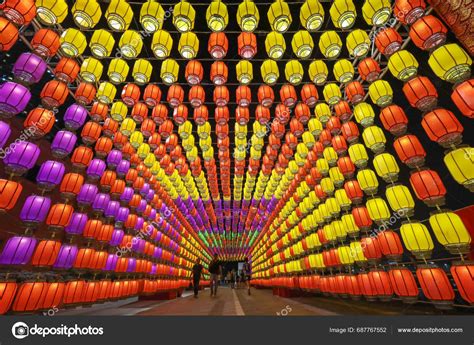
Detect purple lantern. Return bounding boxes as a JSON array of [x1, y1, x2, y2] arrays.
[[106, 149, 122, 169], [87, 158, 106, 181], [92, 193, 110, 214], [77, 183, 98, 206], [148, 208, 157, 221], [109, 228, 124, 247], [65, 212, 88, 235], [105, 200, 120, 220], [127, 258, 137, 273], [3, 141, 40, 175], [153, 246, 163, 259], [145, 190, 155, 202], [13, 53, 47, 85], [36, 160, 65, 191], [116, 206, 130, 226], [140, 183, 150, 197], [103, 254, 119, 271], [0, 121, 11, 148], [0, 236, 37, 265], [51, 130, 77, 159], [53, 243, 78, 269], [136, 199, 147, 214], [120, 187, 134, 205], [150, 263, 157, 275], [0, 82, 31, 118], [116, 160, 130, 178], [64, 103, 88, 131], [19, 195, 51, 227], [135, 217, 144, 232]]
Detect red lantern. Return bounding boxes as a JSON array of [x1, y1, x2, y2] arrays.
[[193, 105, 208, 125], [450, 262, 474, 304], [40, 80, 68, 109], [361, 236, 382, 262], [409, 168, 446, 206], [341, 121, 360, 143], [151, 103, 168, 125], [71, 146, 93, 169], [421, 108, 463, 147], [388, 267, 419, 303], [188, 85, 205, 107], [141, 118, 156, 138], [394, 0, 426, 25], [0, 17, 19, 52], [238, 32, 257, 59], [167, 84, 184, 108], [451, 79, 474, 118], [375, 28, 402, 56], [271, 120, 286, 138], [337, 156, 355, 178], [143, 84, 161, 107], [215, 106, 229, 125], [12, 282, 48, 312], [2, 0, 36, 26], [185, 60, 204, 85], [24, 108, 55, 138], [410, 15, 447, 50], [60, 172, 84, 198], [344, 275, 362, 300], [81, 121, 102, 145], [255, 105, 270, 125], [393, 134, 426, 168], [380, 105, 408, 136], [63, 280, 86, 306], [121, 83, 141, 106], [210, 61, 228, 85], [368, 269, 393, 301], [54, 57, 80, 83], [90, 101, 108, 122], [344, 180, 364, 203], [131, 102, 148, 123], [300, 84, 318, 107], [257, 85, 274, 107], [103, 118, 118, 137], [216, 123, 229, 139], [235, 106, 249, 125], [358, 57, 381, 82], [236, 85, 251, 107], [208, 32, 228, 59], [275, 103, 290, 123], [334, 101, 352, 122], [345, 81, 365, 104], [31, 28, 60, 58], [377, 230, 404, 261], [46, 203, 73, 230], [280, 84, 297, 107], [75, 82, 96, 105], [326, 116, 341, 135], [403, 76, 438, 111], [357, 273, 377, 301], [31, 240, 61, 267], [352, 206, 373, 231], [213, 85, 230, 107], [416, 265, 454, 308], [0, 282, 17, 314], [290, 118, 304, 137], [294, 103, 310, 124]]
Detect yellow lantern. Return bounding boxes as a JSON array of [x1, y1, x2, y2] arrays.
[[237, 123, 248, 139], [152, 30, 173, 59], [178, 32, 199, 59], [309, 60, 328, 85], [308, 118, 323, 136], [342, 214, 359, 237], [362, 126, 386, 153], [72, 0, 101, 29], [198, 122, 211, 139], [366, 197, 390, 224], [120, 118, 136, 137], [90, 30, 115, 59], [323, 83, 342, 105], [362, 0, 392, 26], [144, 153, 156, 168], [333, 59, 354, 83], [173, 1, 196, 32], [203, 147, 214, 162], [348, 143, 368, 168], [316, 158, 329, 175], [183, 136, 195, 152], [429, 211, 471, 254], [108, 58, 129, 84], [106, 0, 133, 31], [136, 143, 149, 160], [314, 103, 331, 123], [323, 224, 337, 243], [258, 59, 278, 86], [349, 241, 367, 263], [236, 60, 253, 84], [302, 131, 316, 148], [36, 0, 68, 25], [385, 184, 415, 216], [291, 30, 314, 58], [353, 102, 375, 127], [329, 167, 344, 187], [323, 147, 338, 165], [346, 29, 370, 57], [368, 80, 393, 107], [119, 30, 143, 59], [388, 50, 419, 81], [265, 31, 286, 59], [237, 0, 260, 32], [161, 58, 179, 85], [186, 147, 198, 162], [443, 147, 474, 191], [320, 177, 335, 196], [356, 169, 379, 195], [140, 1, 165, 33], [330, 0, 356, 29], [268, 0, 292, 33], [319, 31, 342, 58], [80, 58, 103, 83], [373, 153, 400, 182], [207, 0, 229, 32], [59, 28, 87, 58], [428, 43, 472, 83], [335, 188, 351, 210], [130, 131, 144, 149], [300, 0, 324, 31], [178, 121, 193, 139], [110, 101, 128, 122], [338, 246, 354, 265], [96, 82, 117, 105], [132, 59, 152, 85], [400, 222, 434, 259], [285, 60, 304, 85]]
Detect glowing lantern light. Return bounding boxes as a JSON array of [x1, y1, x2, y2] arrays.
[[416, 265, 454, 309], [132, 59, 152, 85], [236, 60, 253, 85], [59, 28, 87, 57], [362, 0, 392, 26], [451, 79, 474, 118], [179, 32, 199, 59], [362, 126, 386, 153], [443, 147, 474, 192], [358, 57, 381, 82], [400, 222, 433, 259], [2, 0, 36, 26], [387, 50, 419, 82], [152, 30, 173, 59], [330, 0, 356, 29], [373, 153, 399, 182], [119, 30, 143, 59], [208, 32, 228, 59], [268, 0, 292, 33], [161, 59, 179, 85], [450, 263, 474, 304], [319, 31, 342, 58], [421, 108, 463, 147], [292, 30, 314, 58], [265, 31, 286, 59], [323, 83, 341, 105], [72, 0, 101, 29], [385, 184, 415, 216], [309, 60, 328, 85], [237, 0, 259, 32], [345, 81, 365, 104], [173, 1, 196, 33], [0, 17, 18, 52], [375, 28, 402, 56], [333, 59, 354, 83], [428, 43, 472, 83], [429, 211, 471, 254], [210, 61, 228, 85], [410, 15, 447, 50], [346, 29, 370, 57], [261, 59, 279, 85], [36, 0, 67, 25], [402, 76, 438, 111], [140, 0, 164, 33], [368, 80, 393, 107], [80, 57, 103, 83], [207, 0, 228, 32], [393, 134, 426, 168], [388, 267, 418, 303], [106, 0, 133, 32]]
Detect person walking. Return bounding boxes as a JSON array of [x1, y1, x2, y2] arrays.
[[192, 258, 203, 298], [208, 253, 221, 297], [243, 258, 252, 295], [229, 269, 236, 289]]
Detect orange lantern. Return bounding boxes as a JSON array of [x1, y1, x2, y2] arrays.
[[375, 28, 402, 56], [31, 240, 61, 267], [143, 84, 162, 107], [173, 104, 188, 125], [210, 61, 228, 85], [71, 146, 93, 169], [280, 84, 297, 107], [377, 230, 404, 261], [152, 103, 168, 125], [255, 105, 271, 124], [368, 269, 393, 301], [300, 83, 318, 107], [216, 122, 229, 139], [24, 108, 55, 138], [193, 105, 209, 125], [60, 172, 84, 198], [100, 170, 116, 192], [345, 81, 365, 104], [40, 80, 68, 109], [290, 118, 304, 137], [394, 0, 426, 25], [208, 32, 228, 59], [148, 132, 161, 149], [81, 121, 102, 145], [421, 108, 463, 147], [95, 136, 113, 157], [0, 17, 19, 52], [416, 265, 454, 308], [121, 83, 141, 107], [131, 102, 148, 123], [2, 0, 36, 26], [358, 57, 381, 83], [12, 282, 48, 313], [409, 15, 447, 50], [90, 102, 108, 122], [450, 262, 474, 304], [46, 203, 73, 230], [75, 82, 97, 105], [236, 85, 252, 107], [189, 85, 205, 107], [409, 168, 446, 206], [185, 60, 204, 85], [451, 79, 473, 118], [31, 28, 60, 57], [83, 219, 102, 239], [294, 102, 310, 124], [0, 179, 22, 211], [141, 118, 156, 138], [238, 32, 257, 59], [54, 57, 80, 83], [394, 134, 426, 167], [344, 179, 363, 203], [63, 280, 86, 306], [403, 76, 438, 111], [213, 85, 230, 106], [103, 118, 119, 137], [334, 100, 352, 122], [258, 85, 275, 107], [388, 267, 419, 303], [235, 106, 249, 125], [0, 281, 17, 314], [380, 105, 408, 136], [167, 84, 184, 108]]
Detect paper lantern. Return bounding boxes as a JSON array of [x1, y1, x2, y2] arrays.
[[428, 44, 472, 83], [89, 29, 115, 58], [152, 30, 173, 59], [179, 32, 199, 59], [72, 0, 101, 28], [54, 57, 80, 84], [71, 146, 93, 169], [375, 28, 402, 56], [161, 59, 179, 85], [36, 160, 65, 191], [206, 0, 228, 32], [416, 266, 454, 308], [346, 29, 370, 57], [330, 0, 356, 29], [2, 0, 36, 25], [393, 134, 426, 168], [31, 28, 60, 58], [410, 15, 447, 50], [451, 79, 474, 118], [13, 53, 47, 85], [291, 30, 314, 58], [388, 267, 418, 303], [400, 222, 434, 259], [12, 281, 48, 312], [368, 80, 393, 107], [385, 184, 415, 216], [319, 31, 342, 58], [373, 153, 399, 182], [362, 0, 391, 26], [24, 107, 55, 138], [0, 82, 31, 118], [236, 60, 253, 84], [60, 28, 86, 57], [260, 59, 279, 86], [106, 0, 133, 31], [345, 81, 365, 104], [132, 59, 152, 85], [140, 0, 164, 33], [185, 60, 204, 86], [36, 0, 67, 25], [173, 1, 195, 32], [265, 31, 286, 59], [4, 141, 40, 176], [0, 179, 22, 211], [31, 240, 61, 267], [388, 50, 419, 81], [356, 168, 379, 195], [0, 281, 17, 314], [377, 230, 404, 261], [444, 147, 474, 192], [450, 262, 474, 304], [119, 30, 143, 59], [362, 126, 386, 153], [268, 0, 292, 33], [409, 169, 446, 206], [96, 82, 117, 105], [421, 109, 463, 147], [237, 0, 259, 32], [210, 61, 228, 85], [380, 105, 408, 136], [358, 57, 381, 82], [74, 82, 96, 106], [429, 211, 471, 254], [323, 83, 342, 105], [208, 32, 228, 59]]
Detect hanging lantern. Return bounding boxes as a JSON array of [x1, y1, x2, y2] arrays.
[[362, 126, 386, 153], [140, 0, 164, 33], [59, 28, 87, 57], [368, 80, 393, 107], [13, 53, 47, 85], [409, 168, 446, 207], [268, 0, 292, 33], [416, 265, 454, 309], [400, 222, 434, 259], [132, 59, 152, 85], [161, 59, 179, 85], [31, 28, 60, 58], [358, 57, 381, 82], [375, 28, 402, 56], [380, 105, 408, 136], [179, 32, 199, 59], [236, 60, 253, 85], [323, 83, 342, 105], [185, 60, 204, 86], [206, 0, 228, 32], [377, 231, 404, 261], [421, 108, 463, 147], [357, 168, 379, 195], [4, 141, 40, 176], [265, 31, 286, 59], [428, 44, 472, 83], [72, 0, 101, 29], [388, 267, 418, 303], [333, 59, 354, 83], [36, 0, 67, 25], [330, 0, 356, 29], [80, 57, 103, 84], [0, 179, 22, 212], [451, 79, 474, 119], [362, 0, 391, 26], [309, 60, 328, 85], [373, 153, 399, 182], [261, 59, 279, 85], [444, 147, 474, 192], [173, 1, 196, 32], [387, 50, 419, 82], [348, 143, 368, 168], [345, 81, 365, 104], [107, 58, 129, 84], [208, 32, 228, 59], [410, 15, 447, 50], [393, 134, 426, 168], [2, 0, 36, 26], [385, 184, 415, 216], [106, 0, 133, 31], [54, 57, 80, 84], [89, 29, 114, 58], [450, 262, 474, 305], [210, 61, 228, 85], [394, 0, 426, 25], [346, 29, 370, 57], [429, 211, 471, 254], [97, 82, 117, 105], [284, 60, 303, 85], [119, 30, 143, 59], [319, 31, 342, 58], [403, 76, 438, 111], [291, 30, 314, 59], [24, 108, 55, 138], [152, 30, 173, 59]]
